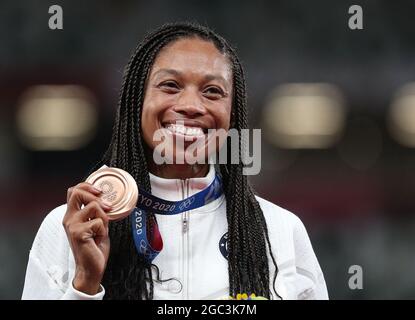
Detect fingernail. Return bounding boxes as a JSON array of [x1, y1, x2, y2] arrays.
[[102, 200, 112, 208], [92, 186, 102, 193]]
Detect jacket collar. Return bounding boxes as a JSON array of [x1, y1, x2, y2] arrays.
[[148, 164, 224, 213]]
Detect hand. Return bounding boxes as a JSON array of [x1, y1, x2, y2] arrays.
[[63, 182, 112, 295]]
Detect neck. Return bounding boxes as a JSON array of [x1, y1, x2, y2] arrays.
[[144, 145, 210, 179], [148, 162, 209, 179]]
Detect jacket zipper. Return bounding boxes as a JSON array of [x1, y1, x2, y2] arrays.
[[181, 179, 190, 299]]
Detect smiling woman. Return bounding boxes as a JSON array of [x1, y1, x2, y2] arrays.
[[21, 22, 328, 300], [141, 38, 232, 179]]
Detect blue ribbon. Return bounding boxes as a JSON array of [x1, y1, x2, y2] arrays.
[[131, 174, 223, 263]]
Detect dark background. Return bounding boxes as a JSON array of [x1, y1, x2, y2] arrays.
[[1, 0, 415, 299]]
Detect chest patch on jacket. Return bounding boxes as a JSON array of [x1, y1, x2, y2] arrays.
[[219, 232, 229, 260]]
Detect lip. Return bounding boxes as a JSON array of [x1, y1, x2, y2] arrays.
[[161, 119, 210, 133], [159, 120, 213, 144]]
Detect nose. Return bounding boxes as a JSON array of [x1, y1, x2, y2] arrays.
[[173, 88, 207, 117]]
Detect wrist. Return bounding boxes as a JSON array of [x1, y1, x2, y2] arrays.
[[73, 268, 103, 295]]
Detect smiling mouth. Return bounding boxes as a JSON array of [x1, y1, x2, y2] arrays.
[[162, 123, 208, 137]]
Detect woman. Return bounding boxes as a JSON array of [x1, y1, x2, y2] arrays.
[[22, 22, 328, 300]]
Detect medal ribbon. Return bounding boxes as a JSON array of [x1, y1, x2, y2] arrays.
[[131, 174, 223, 263]]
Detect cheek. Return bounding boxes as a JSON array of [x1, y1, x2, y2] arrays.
[[142, 89, 172, 122], [214, 102, 232, 130], [141, 91, 174, 149], [141, 97, 160, 149]]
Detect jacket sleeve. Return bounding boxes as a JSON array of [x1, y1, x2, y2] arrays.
[[21, 205, 105, 300], [292, 216, 329, 300]]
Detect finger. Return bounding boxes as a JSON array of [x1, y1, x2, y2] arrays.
[[67, 182, 101, 204], [68, 219, 107, 244], [78, 201, 110, 227], [68, 188, 112, 212], [67, 187, 73, 203], [78, 182, 103, 194], [85, 218, 108, 239]]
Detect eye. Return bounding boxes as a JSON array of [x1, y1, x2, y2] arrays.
[[203, 86, 225, 99], [159, 80, 180, 93]]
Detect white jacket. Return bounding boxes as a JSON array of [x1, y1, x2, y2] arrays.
[[22, 165, 328, 300]]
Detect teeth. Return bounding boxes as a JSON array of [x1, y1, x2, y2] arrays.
[[165, 124, 205, 136]]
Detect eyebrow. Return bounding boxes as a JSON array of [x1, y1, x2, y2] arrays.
[[152, 68, 229, 88]]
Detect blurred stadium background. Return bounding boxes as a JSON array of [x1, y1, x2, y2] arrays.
[[1, 0, 415, 299]]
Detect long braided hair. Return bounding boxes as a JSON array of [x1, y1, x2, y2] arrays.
[[90, 22, 279, 299]]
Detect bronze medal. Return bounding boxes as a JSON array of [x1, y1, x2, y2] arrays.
[[85, 166, 138, 221]]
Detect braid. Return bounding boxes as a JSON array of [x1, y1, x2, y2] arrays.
[[91, 21, 279, 299]]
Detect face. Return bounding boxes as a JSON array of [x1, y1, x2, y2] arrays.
[[141, 37, 233, 165]]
